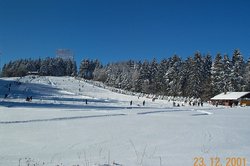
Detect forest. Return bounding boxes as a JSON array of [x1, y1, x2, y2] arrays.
[[1, 49, 249, 101]]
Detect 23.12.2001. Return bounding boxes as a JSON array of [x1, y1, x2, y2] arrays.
[[194, 157, 247, 166]]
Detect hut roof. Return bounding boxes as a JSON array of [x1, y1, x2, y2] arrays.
[[211, 92, 250, 100]]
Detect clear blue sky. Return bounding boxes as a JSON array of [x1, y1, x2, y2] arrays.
[[0, 0, 250, 68]]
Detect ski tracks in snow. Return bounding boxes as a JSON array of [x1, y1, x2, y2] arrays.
[[192, 109, 214, 116], [0, 106, 214, 125], [0, 114, 126, 124]]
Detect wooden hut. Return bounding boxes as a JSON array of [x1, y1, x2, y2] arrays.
[[211, 92, 250, 106]]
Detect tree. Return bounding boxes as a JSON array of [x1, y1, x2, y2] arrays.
[[231, 49, 245, 91], [138, 60, 151, 93], [244, 58, 250, 91], [79, 59, 96, 79], [211, 53, 224, 95], [155, 58, 169, 95], [187, 52, 204, 98], [133, 61, 142, 92], [200, 54, 213, 100], [222, 54, 234, 92], [164, 55, 182, 96], [148, 58, 158, 93]]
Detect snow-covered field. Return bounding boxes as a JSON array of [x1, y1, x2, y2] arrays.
[[0, 76, 249, 166]]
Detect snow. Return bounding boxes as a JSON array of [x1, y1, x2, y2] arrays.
[[0, 76, 250, 166]]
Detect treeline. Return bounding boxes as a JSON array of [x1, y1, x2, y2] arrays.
[[1, 58, 77, 77], [93, 50, 249, 100], [1, 49, 250, 100]]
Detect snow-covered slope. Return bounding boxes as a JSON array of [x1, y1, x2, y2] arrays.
[[0, 75, 171, 109], [0, 76, 249, 166]]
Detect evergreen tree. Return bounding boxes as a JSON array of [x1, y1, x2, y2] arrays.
[[222, 54, 234, 92], [164, 55, 182, 96], [211, 53, 224, 95], [133, 61, 142, 92], [155, 58, 169, 95], [148, 58, 158, 93], [201, 54, 213, 100], [137, 60, 151, 93], [244, 58, 250, 91], [231, 49, 245, 91], [93, 61, 107, 82], [181, 57, 192, 97], [188, 52, 204, 98], [79, 59, 96, 79]]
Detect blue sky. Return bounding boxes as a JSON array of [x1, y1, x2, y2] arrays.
[[0, 0, 250, 68]]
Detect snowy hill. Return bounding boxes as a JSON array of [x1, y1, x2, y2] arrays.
[[0, 75, 169, 109], [0, 76, 250, 166]]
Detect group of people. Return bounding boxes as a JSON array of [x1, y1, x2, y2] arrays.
[[188, 101, 204, 107], [130, 100, 146, 106], [129, 99, 206, 107], [26, 96, 33, 102]]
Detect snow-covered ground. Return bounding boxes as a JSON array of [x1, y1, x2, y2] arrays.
[[0, 76, 249, 166]]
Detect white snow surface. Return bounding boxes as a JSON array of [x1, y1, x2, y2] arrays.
[[0, 76, 250, 166]]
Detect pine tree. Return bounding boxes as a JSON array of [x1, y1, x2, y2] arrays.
[[188, 52, 204, 98], [155, 58, 169, 95], [79, 59, 96, 79], [181, 57, 192, 97], [231, 49, 245, 91], [200, 54, 213, 100], [148, 58, 158, 93], [222, 54, 234, 92], [93, 61, 107, 82], [39, 58, 50, 76], [164, 55, 182, 97], [211, 53, 224, 95], [244, 58, 250, 91], [133, 61, 142, 92], [139, 60, 151, 93]]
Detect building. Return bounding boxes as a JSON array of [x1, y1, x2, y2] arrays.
[[27, 71, 39, 75], [211, 92, 250, 106]]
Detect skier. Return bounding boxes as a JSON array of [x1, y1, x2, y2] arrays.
[[85, 99, 88, 104], [130, 100, 132, 106], [143, 100, 145, 106], [26, 96, 30, 101]]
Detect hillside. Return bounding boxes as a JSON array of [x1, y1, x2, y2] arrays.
[[0, 76, 249, 166], [0, 75, 171, 109]]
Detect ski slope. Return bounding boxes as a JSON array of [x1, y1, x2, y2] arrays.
[[0, 76, 249, 166]]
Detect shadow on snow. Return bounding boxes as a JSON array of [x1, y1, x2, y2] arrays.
[[0, 114, 126, 124], [0, 100, 132, 110]]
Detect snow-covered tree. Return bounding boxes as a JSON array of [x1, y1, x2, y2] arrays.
[[164, 55, 182, 96], [139, 60, 151, 93], [187, 52, 204, 98], [231, 49, 245, 91], [79, 59, 96, 79], [211, 53, 224, 95], [155, 58, 169, 95], [222, 54, 234, 92], [200, 54, 213, 100], [244, 58, 250, 91], [148, 58, 158, 93], [133, 61, 142, 92]]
